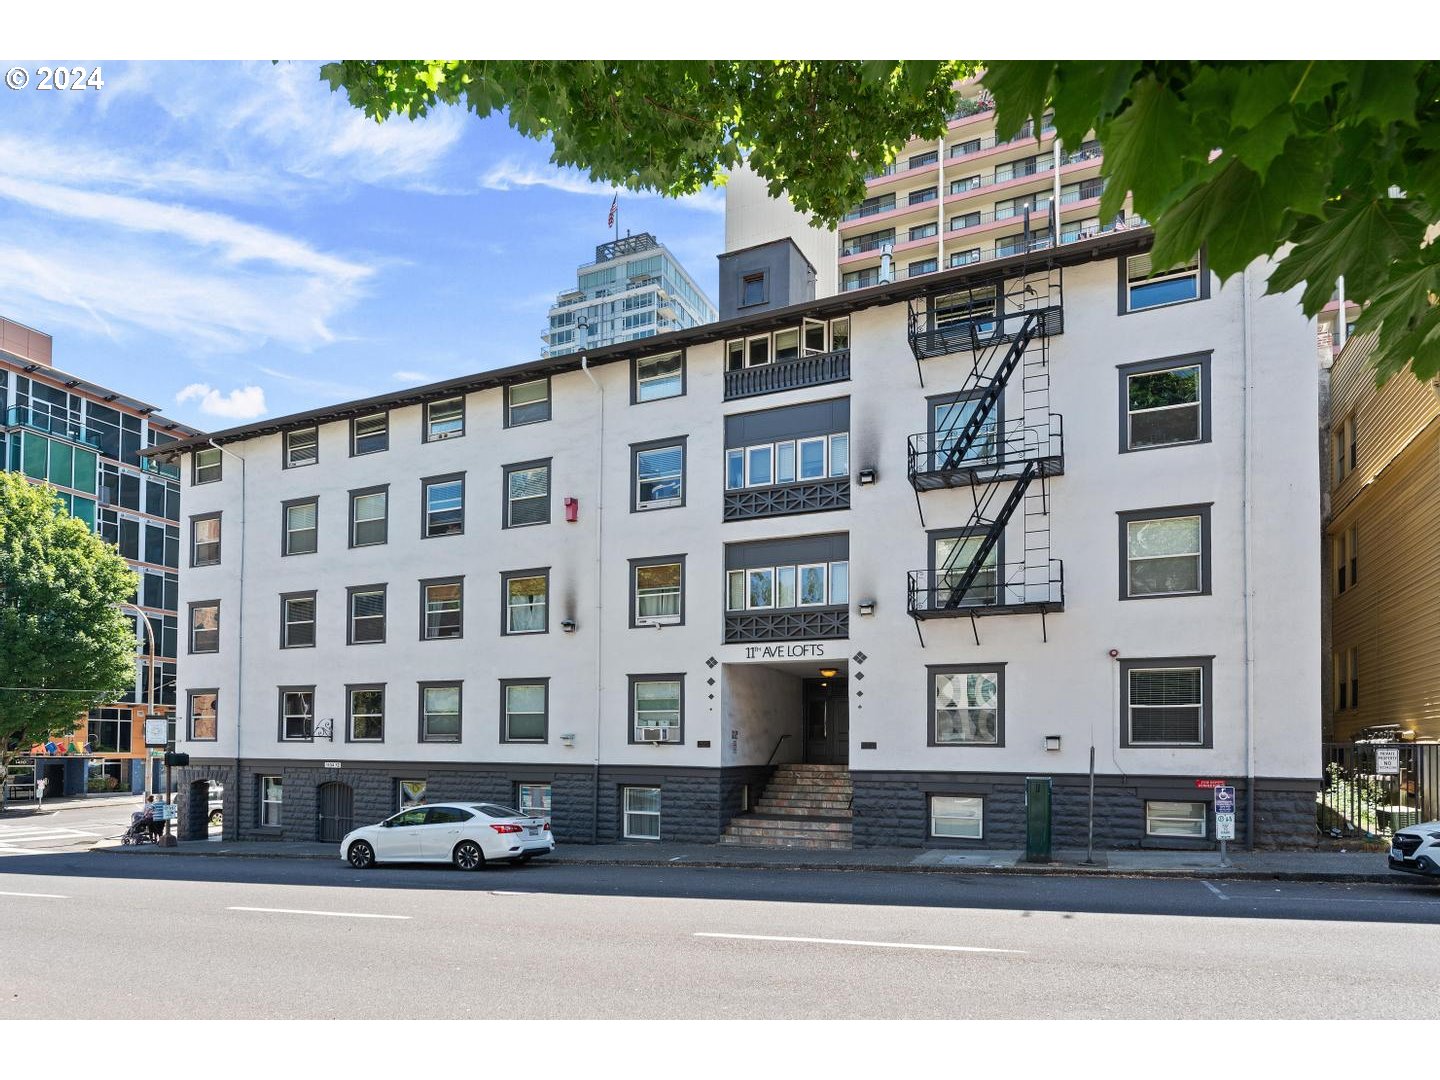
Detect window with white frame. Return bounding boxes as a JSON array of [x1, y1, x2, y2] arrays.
[[348, 686, 384, 741], [631, 677, 682, 742], [506, 379, 550, 427], [281, 593, 316, 649], [284, 427, 318, 468], [422, 579, 462, 640], [283, 499, 318, 556], [931, 667, 1002, 745], [1124, 253, 1203, 312], [502, 681, 547, 742], [1122, 358, 1207, 450], [623, 786, 661, 839], [193, 447, 222, 484], [420, 683, 461, 742], [726, 433, 849, 490], [635, 352, 684, 402], [1333, 413, 1356, 484], [423, 475, 464, 537], [1145, 801, 1206, 838], [348, 587, 386, 644], [425, 398, 464, 441], [279, 688, 314, 741], [930, 795, 983, 839], [351, 413, 388, 456], [350, 488, 387, 547], [724, 319, 849, 371], [1124, 661, 1209, 746], [260, 776, 283, 827], [503, 570, 548, 634], [1122, 507, 1208, 598], [633, 559, 682, 625], [634, 442, 684, 509], [504, 462, 550, 527], [517, 783, 551, 819], [726, 559, 849, 612], [189, 602, 219, 653]]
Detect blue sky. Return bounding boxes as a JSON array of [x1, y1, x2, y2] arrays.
[[0, 60, 725, 427]]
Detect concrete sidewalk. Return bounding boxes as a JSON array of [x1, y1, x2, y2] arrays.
[[2, 792, 141, 817], [93, 834, 1415, 884]]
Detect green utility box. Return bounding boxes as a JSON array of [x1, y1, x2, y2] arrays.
[[1025, 776, 1053, 863]]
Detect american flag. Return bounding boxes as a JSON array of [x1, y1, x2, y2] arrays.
[[608, 194, 617, 228]]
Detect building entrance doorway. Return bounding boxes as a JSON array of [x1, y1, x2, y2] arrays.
[[802, 678, 849, 765]]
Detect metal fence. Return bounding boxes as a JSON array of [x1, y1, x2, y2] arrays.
[[1318, 742, 1440, 839]]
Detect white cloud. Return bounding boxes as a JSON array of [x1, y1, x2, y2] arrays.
[[393, 370, 436, 383], [176, 383, 268, 419], [481, 159, 725, 215]]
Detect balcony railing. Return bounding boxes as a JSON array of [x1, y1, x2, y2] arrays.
[[908, 416, 1064, 492], [842, 197, 898, 222], [723, 349, 850, 401], [724, 478, 850, 522], [907, 562, 1064, 619], [948, 119, 1057, 161], [724, 605, 849, 644], [4, 405, 103, 450], [140, 455, 181, 480]]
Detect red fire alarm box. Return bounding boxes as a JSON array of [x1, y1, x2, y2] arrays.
[[564, 497, 578, 522]]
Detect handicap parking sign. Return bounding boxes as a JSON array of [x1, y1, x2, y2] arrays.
[[1214, 785, 1236, 814]]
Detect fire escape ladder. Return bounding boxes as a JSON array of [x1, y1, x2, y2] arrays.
[[939, 459, 1039, 610], [938, 310, 1042, 472]]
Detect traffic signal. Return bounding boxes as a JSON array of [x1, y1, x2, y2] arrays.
[[163, 751, 190, 767]]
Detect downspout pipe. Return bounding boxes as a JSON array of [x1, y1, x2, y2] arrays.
[[1240, 269, 1256, 850], [579, 323, 604, 844]]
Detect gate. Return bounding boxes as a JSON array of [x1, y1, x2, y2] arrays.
[[316, 781, 354, 843], [1318, 743, 1440, 840]]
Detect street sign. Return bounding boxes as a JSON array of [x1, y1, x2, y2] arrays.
[[1195, 778, 1228, 789], [143, 716, 168, 747], [1376, 748, 1400, 775], [1214, 785, 1236, 814], [1215, 812, 1236, 840]]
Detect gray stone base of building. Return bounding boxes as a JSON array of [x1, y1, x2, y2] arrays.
[[850, 772, 1319, 851]]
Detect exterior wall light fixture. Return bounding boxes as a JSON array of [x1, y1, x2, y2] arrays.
[[1044, 735, 1062, 752], [857, 468, 878, 485], [856, 600, 876, 616], [561, 618, 578, 633]]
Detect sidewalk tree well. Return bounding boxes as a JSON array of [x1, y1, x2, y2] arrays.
[[0, 472, 138, 791], [322, 59, 1440, 385]]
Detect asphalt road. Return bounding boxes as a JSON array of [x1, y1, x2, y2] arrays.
[[2, 849, 1437, 1019]]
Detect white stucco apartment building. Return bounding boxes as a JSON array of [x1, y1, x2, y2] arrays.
[[148, 228, 1321, 852]]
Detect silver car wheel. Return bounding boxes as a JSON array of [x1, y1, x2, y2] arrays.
[[347, 840, 375, 869], [453, 839, 484, 871]]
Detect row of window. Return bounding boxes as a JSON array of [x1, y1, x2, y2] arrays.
[[928, 794, 1208, 842], [255, 776, 551, 830]]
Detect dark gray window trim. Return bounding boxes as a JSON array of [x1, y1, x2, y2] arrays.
[[420, 471, 466, 539], [187, 687, 219, 742], [500, 566, 550, 637], [345, 682, 385, 743], [504, 375, 552, 429], [927, 663, 1006, 748], [187, 599, 220, 654], [738, 269, 769, 309], [189, 511, 221, 568], [423, 396, 466, 443], [628, 554, 686, 628], [1116, 351, 1213, 454], [191, 447, 222, 486], [348, 484, 389, 548], [279, 590, 318, 650], [277, 684, 316, 743], [502, 457, 552, 529], [349, 410, 390, 457], [280, 496, 319, 557], [346, 582, 388, 646], [1118, 655, 1215, 749], [630, 348, 688, 405], [499, 677, 550, 744], [626, 672, 686, 745], [1117, 503, 1213, 601], [629, 435, 687, 514], [925, 792, 987, 842], [283, 426, 320, 469], [418, 680, 463, 743], [927, 385, 1004, 438], [927, 525, 1004, 590], [419, 575, 465, 641], [1117, 248, 1212, 316]]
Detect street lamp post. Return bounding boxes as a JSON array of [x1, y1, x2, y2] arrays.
[[120, 601, 160, 799]]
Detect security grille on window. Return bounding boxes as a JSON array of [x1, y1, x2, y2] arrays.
[[726, 433, 849, 491], [930, 795, 983, 839], [1125, 512, 1204, 597], [281, 594, 316, 648], [1127, 667, 1204, 744], [726, 560, 849, 612], [189, 691, 218, 741], [423, 477, 464, 537], [423, 581, 462, 639], [507, 379, 550, 426], [349, 588, 386, 644], [623, 786, 661, 839], [285, 428, 318, 468], [284, 500, 318, 555], [1146, 801, 1207, 838], [503, 682, 547, 742], [505, 572, 547, 634], [260, 776, 283, 827], [350, 489, 387, 547], [348, 687, 384, 741], [426, 398, 464, 441], [505, 463, 550, 527], [190, 603, 219, 653], [635, 562, 682, 624], [635, 443, 684, 509], [1125, 362, 1204, 449], [420, 684, 461, 742], [193, 447, 222, 484], [932, 669, 1000, 745], [1125, 253, 1202, 311], [635, 352, 684, 401], [192, 515, 220, 566], [280, 689, 314, 741], [632, 678, 681, 742], [517, 783, 551, 819], [352, 413, 388, 456]]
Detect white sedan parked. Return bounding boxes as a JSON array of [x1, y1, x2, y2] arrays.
[[340, 803, 554, 870]]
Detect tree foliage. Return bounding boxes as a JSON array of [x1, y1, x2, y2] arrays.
[[0, 472, 138, 782], [323, 59, 1440, 384]]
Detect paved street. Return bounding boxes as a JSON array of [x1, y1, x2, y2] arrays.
[[0, 797, 141, 856], [2, 847, 1436, 1019]]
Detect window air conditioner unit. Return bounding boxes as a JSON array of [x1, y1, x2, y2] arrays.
[[431, 430, 457, 441], [639, 728, 673, 743]]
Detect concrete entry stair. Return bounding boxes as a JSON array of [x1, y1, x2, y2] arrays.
[[720, 763, 853, 849]]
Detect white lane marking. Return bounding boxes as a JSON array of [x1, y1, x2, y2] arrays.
[[225, 906, 410, 920], [489, 890, 531, 896], [694, 932, 1026, 955], [0, 846, 66, 857], [1202, 881, 1230, 901], [0, 890, 69, 898]]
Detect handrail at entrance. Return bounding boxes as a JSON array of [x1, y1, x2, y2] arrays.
[[765, 734, 792, 766]]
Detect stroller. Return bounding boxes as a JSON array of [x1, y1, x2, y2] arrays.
[[122, 803, 167, 845]]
